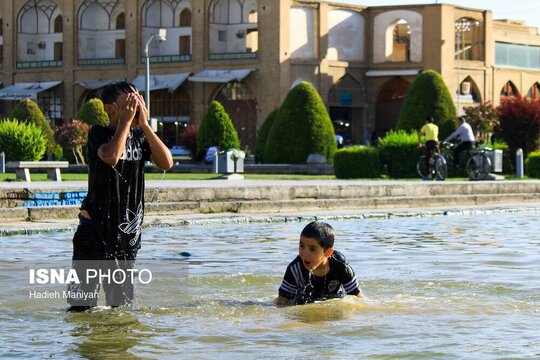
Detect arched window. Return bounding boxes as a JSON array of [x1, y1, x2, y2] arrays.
[[455, 17, 483, 61], [527, 83, 540, 100], [180, 8, 191, 27], [54, 15, 62, 33], [116, 12, 125, 29], [248, 10, 257, 23], [391, 19, 410, 62], [500, 81, 519, 98], [0, 18, 4, 37]]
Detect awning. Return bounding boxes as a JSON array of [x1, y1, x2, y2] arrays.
[[0, 81, 62, 100], [188, 69, 253, 83], [131, 73, 190, 92], [73, 80, 121, 90]]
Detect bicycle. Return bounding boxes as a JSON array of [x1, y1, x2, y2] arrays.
[[439, 142, 492, 181], [416, 145, 447, 180]]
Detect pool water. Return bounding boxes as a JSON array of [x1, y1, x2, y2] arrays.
[[1, 211, 539, 359]]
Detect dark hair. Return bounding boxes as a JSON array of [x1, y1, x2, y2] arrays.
[[100, 81, 139, 104], [458, 116, 465, 123], [426, 116, 435, 123], [300, 221, 335, 250]]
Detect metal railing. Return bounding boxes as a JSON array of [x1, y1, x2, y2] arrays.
[[140, 54, 192, 64], [208, 52, 258, 61], [16, 60, 63, 69], [77, 57, 125, 66]]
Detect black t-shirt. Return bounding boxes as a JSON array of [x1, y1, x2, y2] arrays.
[[81, 125, 151, 259], [278, 250, 361, 304]]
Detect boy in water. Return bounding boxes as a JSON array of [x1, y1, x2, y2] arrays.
[[277, 221, 365, 305], [67, 82, 173, 311]]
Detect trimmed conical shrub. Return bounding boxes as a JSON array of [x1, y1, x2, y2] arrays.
[[254, 108, 279, 163], [9, 99, 60, 159], [74, 98, 109, 126], [264, 82, 336, 164], [196, 100, 240, 155], [0, 119, 46, 161], [397, 69, 457, 139]]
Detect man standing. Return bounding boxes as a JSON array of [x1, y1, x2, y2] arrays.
[[444, 116, 476, 168], [67, 82, 173, 311]]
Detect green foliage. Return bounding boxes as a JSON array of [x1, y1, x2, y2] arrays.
[[525, 151, 540, 178], [265, 82, 336, 164], [334, 146, 381, 179], [9, 99, 57, 158], [378, 130, 419, 178], [196, 101, 240, 155], [254, 108, 279, 163], [397, 69, 457, 139], [462, 101, 499, 143], [0, 119, 46, 161], [74, 98, 109, 126], [497, 96, 540, 161]]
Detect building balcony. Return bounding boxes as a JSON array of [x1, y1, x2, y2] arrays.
[[77, 57, 125, 66], [139, 54, 192, 64], [16, 60, 63, 69], [208, 52, 258, 61]]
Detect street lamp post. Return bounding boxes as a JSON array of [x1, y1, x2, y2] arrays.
[[455, 19, 479, 116], [144, 28, 167, 118]]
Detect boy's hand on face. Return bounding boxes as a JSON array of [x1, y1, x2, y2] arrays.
[[134, 93, 150, 129], [116, 93, 138, 126]]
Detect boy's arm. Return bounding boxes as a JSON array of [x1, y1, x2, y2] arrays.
[[135, 94, 173, 170]]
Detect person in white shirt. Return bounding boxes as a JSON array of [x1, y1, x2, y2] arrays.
[[444, 116, 476, 168]]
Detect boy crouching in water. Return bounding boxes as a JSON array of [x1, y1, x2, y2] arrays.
[[277, 221, 366, 305]]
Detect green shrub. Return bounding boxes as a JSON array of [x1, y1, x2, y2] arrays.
[[74, 98, 109, 126], [397, 69, 457, 139], [378, 130, 419, 178], [265, 82, 336, 164], [254, 108, 279, 163], [9, 99, 57, 158], [196, 101, 240, 156], [525, 152, 540, 178], [334, 146, 381, 179], [0, 119, 46, 161]]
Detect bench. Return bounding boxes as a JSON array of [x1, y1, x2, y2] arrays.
[[6, 161, 69, 182]]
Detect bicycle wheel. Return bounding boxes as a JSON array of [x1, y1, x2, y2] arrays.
[[466, 153, 491, 180], [416, 155, 429, 178], [433, 155, 448, 181]]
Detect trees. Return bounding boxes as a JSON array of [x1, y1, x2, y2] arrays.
[[264, 82, 336, 164], [196, 101, 240, 156], [462, 102, 499, 144], [9, 99, 62, 160], [497, 96, 540, 160], [254, 108, 279, 163], [54, 120, 91, 164], [397, 69, 457, 139], [74, 98, 109, 126]]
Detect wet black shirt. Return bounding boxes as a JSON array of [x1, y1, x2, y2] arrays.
[[278, 250, 361, 304], [81, 125, 151, 259]]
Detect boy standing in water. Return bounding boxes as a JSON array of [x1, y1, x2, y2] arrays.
[[67, 82, 173, 311], [277, 221, 365, 305]]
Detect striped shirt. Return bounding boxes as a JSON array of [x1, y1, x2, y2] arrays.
[[279, 250, 361, 304]]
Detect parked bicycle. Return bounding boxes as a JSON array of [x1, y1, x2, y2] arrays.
[[417, 142, 492, 181]]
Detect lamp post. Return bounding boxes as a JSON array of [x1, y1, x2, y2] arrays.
[[455, 19, 479, 116], [144, 28, 167, 117]]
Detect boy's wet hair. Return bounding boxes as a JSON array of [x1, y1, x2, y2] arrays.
[[100, 81, 139, 104], [301, 221, 335, 250]]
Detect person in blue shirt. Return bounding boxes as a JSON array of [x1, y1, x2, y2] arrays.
[[277, 221, 366, 305]]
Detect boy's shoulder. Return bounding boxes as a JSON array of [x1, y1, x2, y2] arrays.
[[329, 250, 351, 269]]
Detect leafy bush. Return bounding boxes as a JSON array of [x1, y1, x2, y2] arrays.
[[179, 124, 198, 159], [74, 98, 109, 126], [265, 82, 336, 164], [9, 99, 57, 158], [525, 151, 540, 178], [0, 119, 46, 161], [462, 101, 499, 144], [497, 96, 540, 163], [196, 101, 240, 156], [55, 120, 91, 164], [254, 108, 279, 163], [378, 130, 419, 178], [397, 69, 457, 139], [334, 146, 381, 179]]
